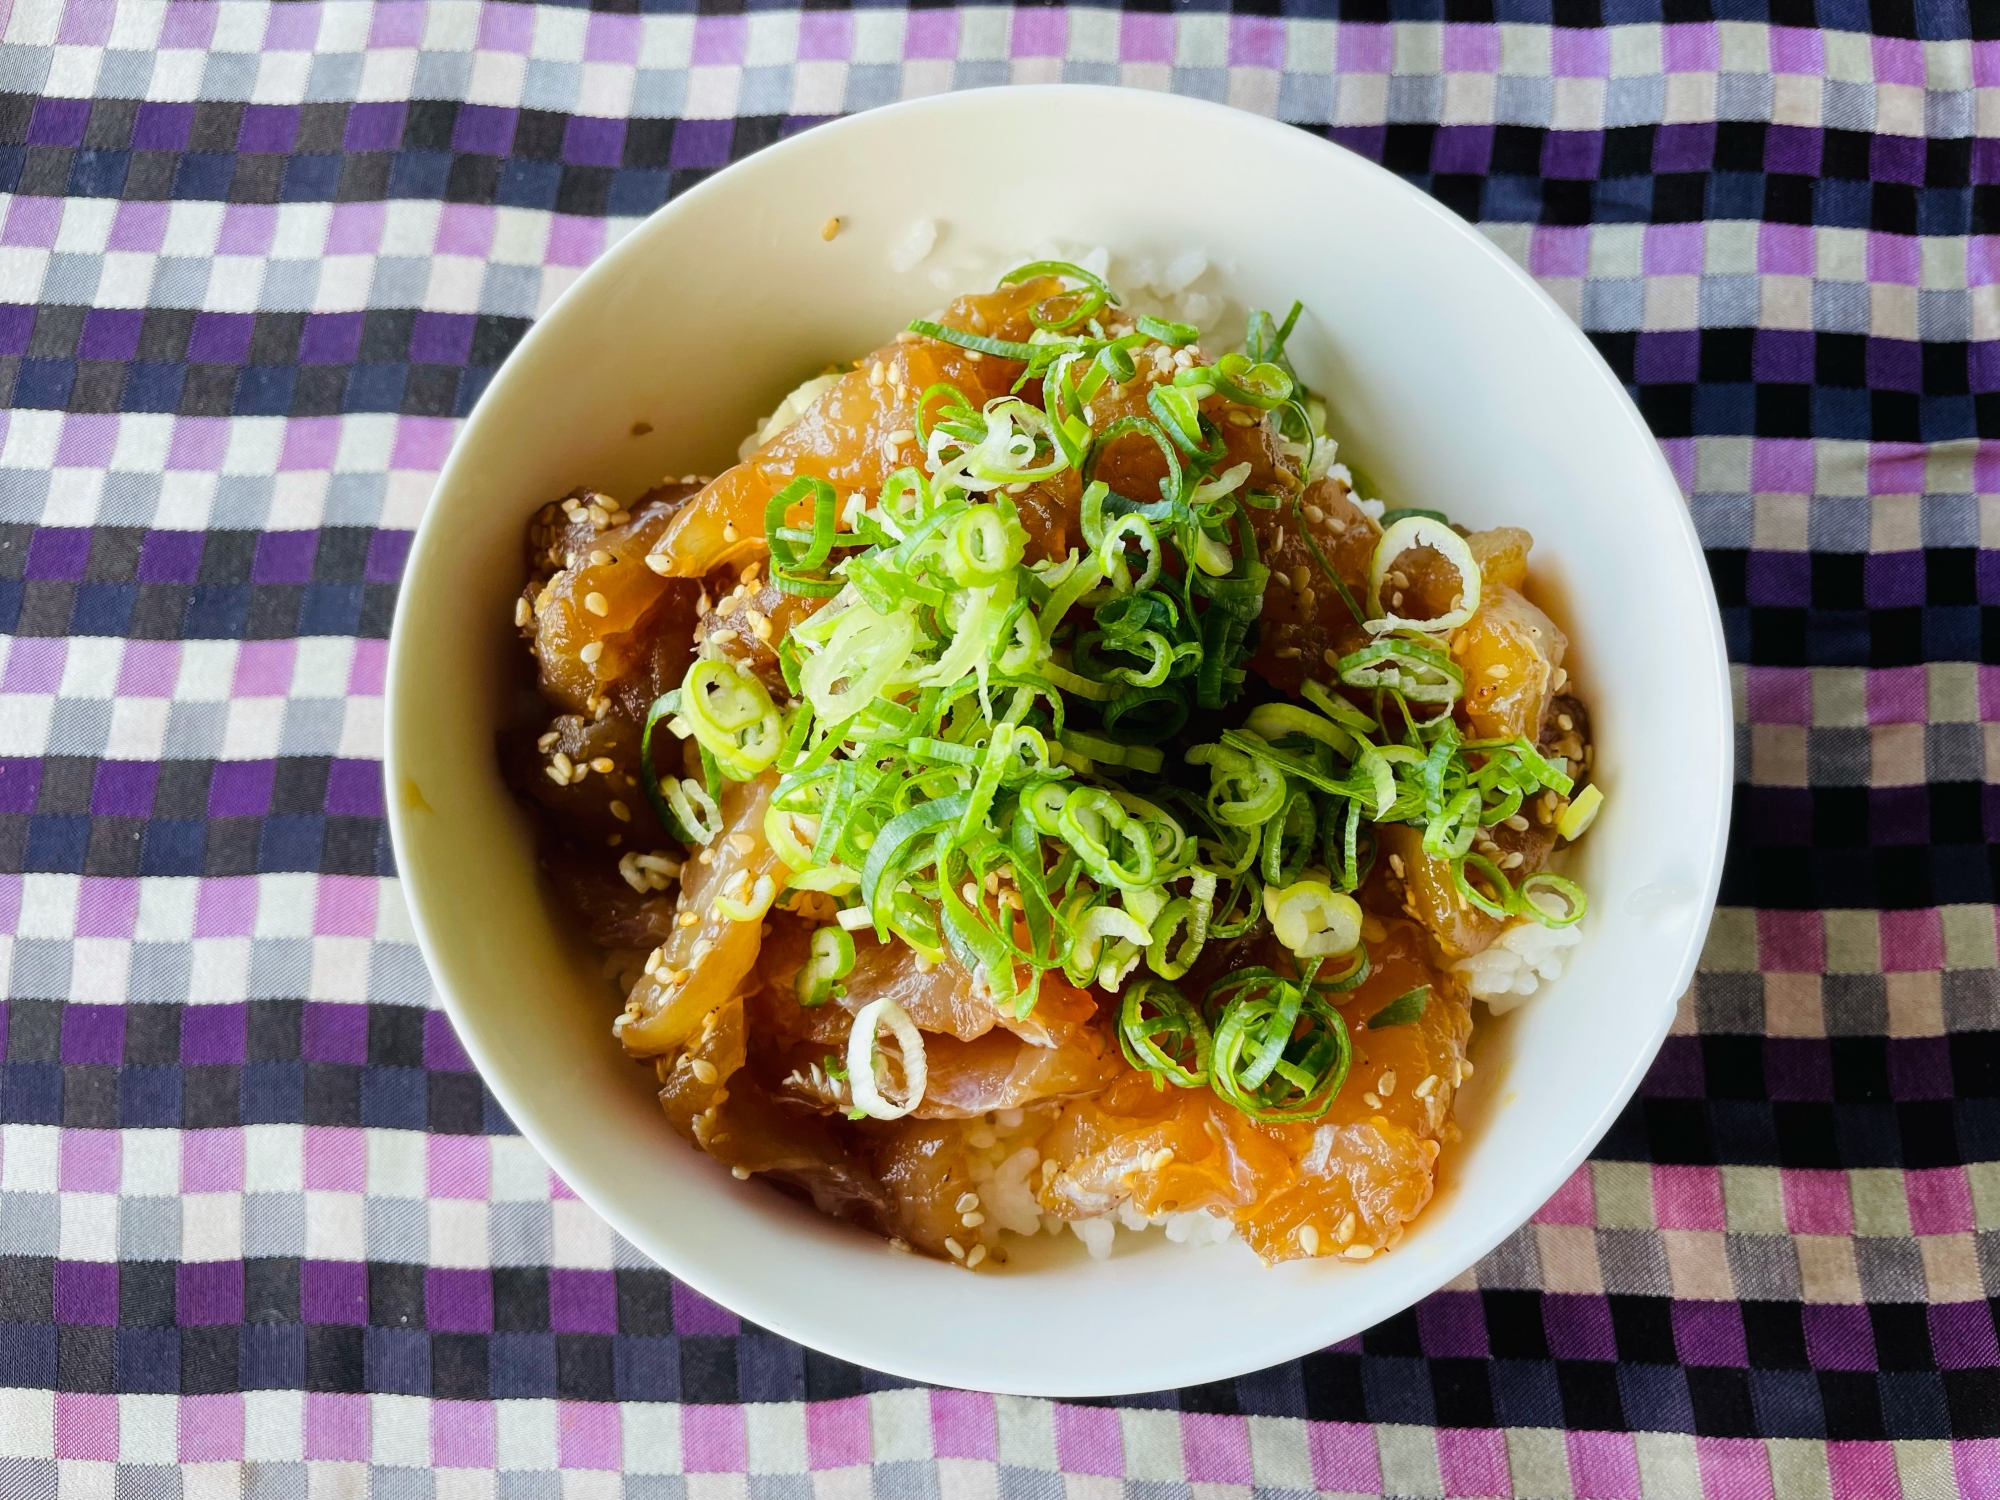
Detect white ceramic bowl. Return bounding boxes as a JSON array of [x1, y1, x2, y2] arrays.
[[386, 85, 1731, 1397]]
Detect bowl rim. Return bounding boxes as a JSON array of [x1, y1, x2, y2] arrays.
[[385, 83, 1734, 1395]]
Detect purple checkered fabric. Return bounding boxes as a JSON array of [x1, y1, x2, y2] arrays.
[[2, 0, 1998, 1495]]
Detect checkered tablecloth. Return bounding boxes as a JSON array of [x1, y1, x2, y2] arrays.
[[1, 0, 1997, 1495]]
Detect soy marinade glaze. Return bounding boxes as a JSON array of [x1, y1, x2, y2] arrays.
[[499, 265, 1601, 1266]]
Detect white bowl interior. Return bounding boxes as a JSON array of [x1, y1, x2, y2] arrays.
[[386, 87, 1731, 1397]]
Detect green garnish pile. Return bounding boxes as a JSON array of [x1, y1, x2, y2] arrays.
[[633, 262, 1591, 1125]]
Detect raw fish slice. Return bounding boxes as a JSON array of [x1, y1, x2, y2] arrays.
[[1452, 583, 1567, 743], [650, 279, 1064, 578], [658, 997, 889, 1226], [836, 938, 1097, 1047], [528, 484, 703, 716], [617, 772, 786, 1056], [1245, 477, 1379, 693], [915, 1022, 1125, 1119]]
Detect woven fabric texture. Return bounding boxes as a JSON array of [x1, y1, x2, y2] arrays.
[[2, 0, 1999, 1496]]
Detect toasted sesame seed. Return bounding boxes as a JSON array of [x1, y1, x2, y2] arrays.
[[961, 1211, 985, 1228], [1343, 1244, 1374, 1260], [591, 758, 614, 775], [1291, 567, 1310, 592], [690, 1058, 719, 1085], [870, 362, 886, 386], [1552, 666, 1569, 693], [1296, 1224, 1320, 1255], [644, 553, 671, 575], [544, 764, 569, 787], [1558, 714, 1574, 732], [956, 1192, 980, 1214], [732, 1166, 751, 1180], [1391, 591, 1404, 608], [610, 800, 631, 823], [590, 549, 612, 567], [537, 731, 559, 752], [1414, 1073, 1439, 1099], [722, 521, 738, 544], [690, 938, 712, 964], [1299, 588, 1316, 611], [1227, 409, 1255, 427], [1502, 851, 1525, 869], [1378, 1070, 1396, 1096], [553, 752, 574, 778], [1150, 1147, 1175, 1172], [579, 641, 603, 665], [1486, 664, 1507, 679], [1324, 649, 1342, 668], [965, 1244, 988, 1268], [514, 597, 531, 627], [1506, 814, 1530, 832], [821, 216, 840, 241], [1362, 1093, 1381, 1109], [1274, 646, 1302, 659], [728, 833, 754, 855], [1303, 504, 1326, 524], [944, 1237, 966, 1261], [1389, 854, 1406, 878], [1460, 1057, 1475, 1077], [1338, 1212, 1357, 1244]]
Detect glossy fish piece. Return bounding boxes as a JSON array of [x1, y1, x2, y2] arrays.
[[837, 938, 1097, 1048], [658, 996, 889, 1226], [694, 565, 830, 695], [1232, 924, 1470, 1262], [616, 772, 786, 1056], [1452, 584, 1567, 743], [650, 279, 1065, 579], [537, 841, 678, 952], [1036, 924, 1468, 1263], [1245, 477, 1379, 694], [917, 1021, 1125, 1119], [529, 483, 703, 717], [866, 1119, 985, 1255], [501, 713, 666, 849]]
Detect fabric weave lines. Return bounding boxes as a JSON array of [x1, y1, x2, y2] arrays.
[[2, 0, 1999, 1496]]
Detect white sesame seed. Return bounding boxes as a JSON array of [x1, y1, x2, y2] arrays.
[[944, 1237, 966, 1261], [955, 1193, 980, 1214], [1303, 504, 1326, 523], [965, 1245, 987, 1268], [1389, 854, 1405, 878], [961, 1212, 985, 1228], [1338, 1212, 1356, 1244], [722, 521, 738, 544], [1362, 1093, 1381, 1109], [536, 731, 559, 752], [514, 597, 531, 627], [544, 764, 569, 787], [732, 1166, 751, 1180], [1552, 666, 1569, 693], [590, 549, 612, 567], [1343, 1244, 1374, 1260], [645, 553, 671, 575], [610, 800, 631, 823], [1414, 1073, 1439, 1099], [1378, 1071, 1396, 1096], [579, 641, 603, 665], [1296, 1224, 1320, 1255], [1506, 814, 1530, 832], [870, 362, 886, 386], [690, 1059, 718, 1084], [1486, 664, 1507, 679], [591, 758, 614, 774]]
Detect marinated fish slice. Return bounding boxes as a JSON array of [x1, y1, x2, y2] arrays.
[[617, 771, 786, 1056], [1452, 583, 1567, 743], [836, 938, 1097, 1047], [1246, 477, 1380, 693], [659, 997, 889, 1226], [650, 279, 1065, 579], [530, 483, 704, 716], [501, 713, 667, 849], [915, 1023, 1125, 1119]]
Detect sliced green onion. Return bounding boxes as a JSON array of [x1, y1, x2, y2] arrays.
[[846, 996, 927, 1120], [1557, 784, 1603, 841], [1518, 872, 1587, 927], [1137, 314, 1200, 347], [681, 659, 783, 780], [1336, 638, 1464, 705], [1208, 968, 1350, 1123], [1262, 879, 1362, 958], [1367, 985, 1429, 1030], [1118, 978, 1210, 1087], [1367, 514, 1482, 636], [796, 928, 860, 1012]]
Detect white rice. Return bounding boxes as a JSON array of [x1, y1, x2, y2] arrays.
[[1453, 916, 1583, 1014], [888, 218, 939, 273]]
